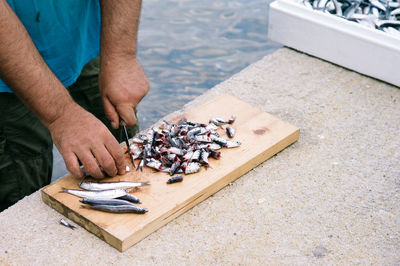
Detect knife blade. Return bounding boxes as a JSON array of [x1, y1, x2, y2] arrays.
[[120, 120, 135, 167]]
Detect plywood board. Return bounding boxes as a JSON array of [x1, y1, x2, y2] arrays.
[[41, 94, 300, 251]]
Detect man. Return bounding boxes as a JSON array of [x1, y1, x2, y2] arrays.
[[0, 0, 149, 211]]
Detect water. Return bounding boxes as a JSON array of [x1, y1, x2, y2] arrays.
[[136, 0, 281, 129], [51, 0, 281, 180]]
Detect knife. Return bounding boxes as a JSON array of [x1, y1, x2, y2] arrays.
[[120, 120, 135, 167]]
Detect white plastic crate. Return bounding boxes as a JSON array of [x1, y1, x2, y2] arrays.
[[268, 0, 400, 87]]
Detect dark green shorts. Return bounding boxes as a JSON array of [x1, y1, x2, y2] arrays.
[[0, 57, 139, 212]]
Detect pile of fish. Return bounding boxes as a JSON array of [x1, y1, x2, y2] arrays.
[[302, 0, 400, 36], [62, 181, 149, 214], [128, 116, 240, 180]]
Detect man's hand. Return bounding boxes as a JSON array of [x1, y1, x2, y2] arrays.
[[48, 102, 126, 179], [99, 57, 149, 129]]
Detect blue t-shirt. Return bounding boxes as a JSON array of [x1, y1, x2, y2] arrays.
[[0, 0, 101, 93]]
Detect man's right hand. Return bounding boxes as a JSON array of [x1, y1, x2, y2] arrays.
[[48, 102, 126, 179]]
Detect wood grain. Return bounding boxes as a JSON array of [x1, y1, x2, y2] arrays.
[[41, 94, 300, 251]]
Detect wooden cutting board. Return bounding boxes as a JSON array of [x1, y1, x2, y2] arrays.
[[41, 94, 299, 252]]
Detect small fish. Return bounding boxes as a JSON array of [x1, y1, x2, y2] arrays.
[[199, 150, 210, 166], [226, 127, 235, 138], [194, 135, 213, 143], [62, 188, 127, 199], [184, 162, 201, 174], [226, 140, 241, 148], [166, 175, 183, 184], [79, 181, 149, 191], [205, 123, 218, 131], [169, 161, 181, 176], [168, 147, 185, 156], [146, 159, 162, 170], [209, 117, 228, 126], [210, 150, 221, 160], [82, 204, 148, 214], [118, 194, 141, 204], [211, 136, 228, 147], [60, 218, 76, 230], [183, 150, 194, 160], [80, 198, 136, 206]]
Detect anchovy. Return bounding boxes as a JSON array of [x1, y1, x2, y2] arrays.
[[194, 135, 213, 143], [209, 117, 229, 126], [226, 127, 235, 138], [184, 162, 201, 174], [167, 175, 184, 184], [62, 188, 127, 199], [117, 194, 141, 204], [80, 198, 136, 206], [60, 218, 76, 230], [199, 149, 210, 166], [169, 161, 181, 176], [226, 140, 241, 148], [146, 159, 162, 170], [79, 181, 149, 191], [168, 147, 185, 156], [205, 123, 218, 131], [82, 204, 148, 214]]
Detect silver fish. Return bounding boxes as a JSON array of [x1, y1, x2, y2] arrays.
[[80, 198, 136, 206], [184, 162, 201, 174], [226, 127, 235, 138], [62, 188, 127, 199], [226, 140, 241, 148], [168, 147, 185, 156], [194, 135, 213, 143], [60, 218, 76, 230], [200, 150, 210, 166], [146, 159, 162, 170], [209, 117, 229, 126], [79, 181, 149, 191], [167, 175, 183, 184], [205, 123, 218, 131], [82, 204, 148, 214], [118, 194, 141, 204]]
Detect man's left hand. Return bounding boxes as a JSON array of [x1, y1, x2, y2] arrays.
[[99, 57, 149, 129]]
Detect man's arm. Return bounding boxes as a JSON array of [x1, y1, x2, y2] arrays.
[[0, 0, 125, 178], [99, 0, 149, 129]]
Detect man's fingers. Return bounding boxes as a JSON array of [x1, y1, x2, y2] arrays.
[[104, 137, 126, 175], [117, 104, 136, 127], [76, 150, 104, 179], [91, 144, 118, 177], [64, 152, 84, 178], [103, 96, 120, 129]]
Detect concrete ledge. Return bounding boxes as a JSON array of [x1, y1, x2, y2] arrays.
[[0, 48, 399, 264]]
